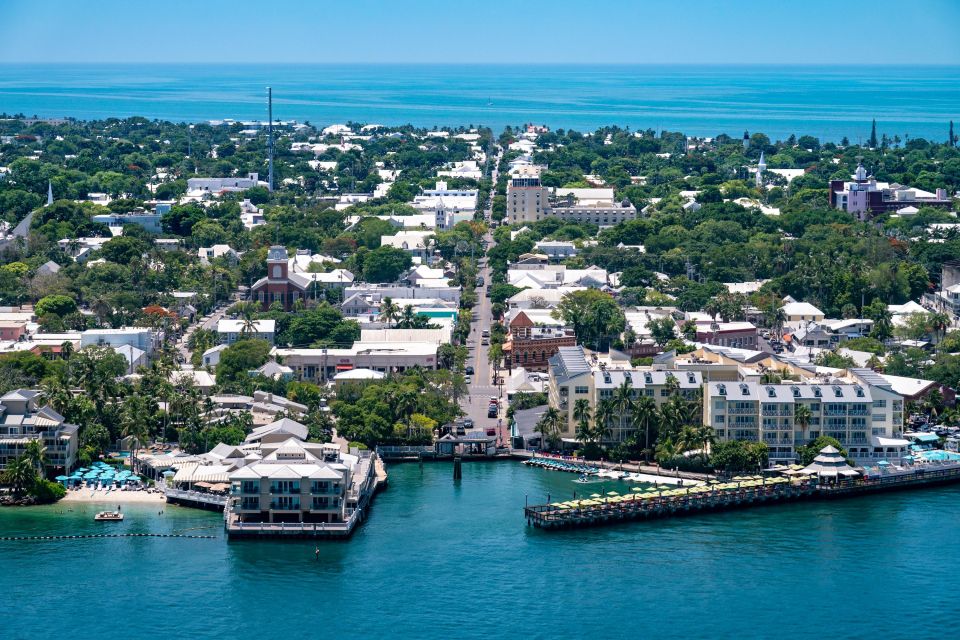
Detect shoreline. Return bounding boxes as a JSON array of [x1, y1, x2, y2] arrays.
[[60, 489, 167, 504]]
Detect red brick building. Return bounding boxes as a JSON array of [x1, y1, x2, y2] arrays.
[[250, 246, 310, 311], [503, 310, 576, 372]]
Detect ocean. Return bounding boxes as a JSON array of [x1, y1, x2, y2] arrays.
[[2, 461, 959, 640], [0, 64, 958, 141]]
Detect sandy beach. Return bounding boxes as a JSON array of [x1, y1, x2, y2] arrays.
[[61, 489, 167, 504]]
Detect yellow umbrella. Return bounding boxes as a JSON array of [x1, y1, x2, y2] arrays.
[[606, 491, 620, 496], [590, 493, 602, 498]]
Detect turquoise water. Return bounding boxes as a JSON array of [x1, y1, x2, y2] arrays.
[[2, 461, 960, 640], [1, 64, 959, 141], [922, 450, 960, 462]]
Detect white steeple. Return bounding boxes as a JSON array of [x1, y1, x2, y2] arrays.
[[854, 160, 867, 181], [46, 180, 53, 206], [756, 152, 766, 188]]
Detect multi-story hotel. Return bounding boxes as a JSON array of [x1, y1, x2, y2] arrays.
[[548, 346, 702, 444], [507, 165, 549, 224], [703, 369, 907, 464], [0, 389, 78, 474]]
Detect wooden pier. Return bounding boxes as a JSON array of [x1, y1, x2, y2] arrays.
[[524, 464, 960, 530]]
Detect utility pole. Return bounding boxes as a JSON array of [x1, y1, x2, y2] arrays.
[[267, 87, 274, 192]]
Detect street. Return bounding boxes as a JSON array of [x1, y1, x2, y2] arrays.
[[459, 144, 508, 445]]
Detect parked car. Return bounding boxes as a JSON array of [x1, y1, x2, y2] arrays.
[[463, 418, 474, 428], [465, 376, 472, 384], [465, 365, 475, 375]]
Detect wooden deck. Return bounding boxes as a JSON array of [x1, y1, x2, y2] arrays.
[[525, 464, 960, 530]]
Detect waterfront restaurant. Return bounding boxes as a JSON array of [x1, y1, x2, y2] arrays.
[[227, 438, 360, 525]]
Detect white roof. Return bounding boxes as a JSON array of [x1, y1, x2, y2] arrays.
[[782, 302, 824, 317], [333, 368, 386, 381]]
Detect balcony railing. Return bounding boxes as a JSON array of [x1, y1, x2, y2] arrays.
[[727, 407, 756, 415], [268, 486, 301, 495], [269, 502, 301, 511]]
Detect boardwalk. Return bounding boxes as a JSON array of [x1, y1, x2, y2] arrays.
[[525, 463, 960, 531]]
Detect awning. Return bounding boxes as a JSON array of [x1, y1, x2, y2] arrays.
[[872, 436, 910, 447]]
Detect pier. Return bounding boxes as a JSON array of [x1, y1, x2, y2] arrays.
[[525, 464, 960, 530]]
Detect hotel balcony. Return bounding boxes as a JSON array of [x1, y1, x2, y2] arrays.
[[269, 501, 302, 511], [727, 408, 756, 415]]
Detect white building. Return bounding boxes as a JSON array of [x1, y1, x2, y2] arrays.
[[187, 173, 263, 194], [703, 370, 908, 464], [547, 346, 702, 445], [380, 231, 434, 261], [217, 319, 276, 345], [272, 342, 438, 382]]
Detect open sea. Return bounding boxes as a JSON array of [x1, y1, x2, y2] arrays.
[[2, 461, 960, 640], [0, 64, 958, 141]]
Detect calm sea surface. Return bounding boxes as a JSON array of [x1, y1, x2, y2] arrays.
[[0, 64, 958, 141], [1, 461, 959, 640]]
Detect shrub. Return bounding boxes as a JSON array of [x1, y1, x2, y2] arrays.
[[31, 479, 66, 504]]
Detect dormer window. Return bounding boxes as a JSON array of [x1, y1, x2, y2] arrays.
[[717, 384, 726, 396], [791, 386, 800, 398], [766, 387, 776, 398], [854, 385, 865, 398], [814, 387, 822, 398], [740, 384, 749, 396], [833, 385, 842, 398]]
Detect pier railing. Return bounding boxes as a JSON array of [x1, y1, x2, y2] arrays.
[[164, 488, 228, 507]]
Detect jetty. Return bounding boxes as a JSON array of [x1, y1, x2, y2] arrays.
[[524, 462, 960, 530]]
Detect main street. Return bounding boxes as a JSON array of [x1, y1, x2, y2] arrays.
[[460, 145, 508, 445]]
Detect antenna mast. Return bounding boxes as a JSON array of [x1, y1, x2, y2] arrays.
[[267, 87, 274, 192]]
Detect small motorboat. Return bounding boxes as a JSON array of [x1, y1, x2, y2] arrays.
[[94, 511, 124, 522], [573, 474, 602, 484]]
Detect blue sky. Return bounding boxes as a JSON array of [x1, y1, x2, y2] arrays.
[[1, 0, 958, 64]]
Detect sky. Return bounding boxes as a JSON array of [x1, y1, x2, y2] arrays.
[[1, 0, 959, 65]]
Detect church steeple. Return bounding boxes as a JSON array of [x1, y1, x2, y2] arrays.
[[756, 151, 766, 188], [46, 180, 53, 206]]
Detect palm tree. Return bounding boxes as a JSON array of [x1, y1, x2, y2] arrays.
[[770, 305, 787, 340], [23, 440, 48, 478], [573, 399, 592, 447], [122, 394, 153, 466], [235, 301, 258, 336], [658, 397, 684, 442], [3, 456, 37, 498], [793, 403, 812, 443], [398, 305, 417, 329], [677, 425, 700, 455], [929, 312, 950, 343], [537, 407, 563, 450], [379, 297, 399, 327], [630, 396, 658, 461], [41, 375, 72, 415], [694, 424, 714, 461], [593, 399, 616, 446], [613, 380, 634, 444]]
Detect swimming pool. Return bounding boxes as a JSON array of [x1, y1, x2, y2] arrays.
[[921, 450, 960, 462]]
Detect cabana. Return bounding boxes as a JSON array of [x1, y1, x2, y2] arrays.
[[801, 445, 861, 483]]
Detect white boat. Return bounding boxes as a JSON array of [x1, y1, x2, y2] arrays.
[[94, 511, 124, 522]]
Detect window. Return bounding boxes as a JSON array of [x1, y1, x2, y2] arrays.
[[574, 386, 588, 395], [272, 265, 282, 278]]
